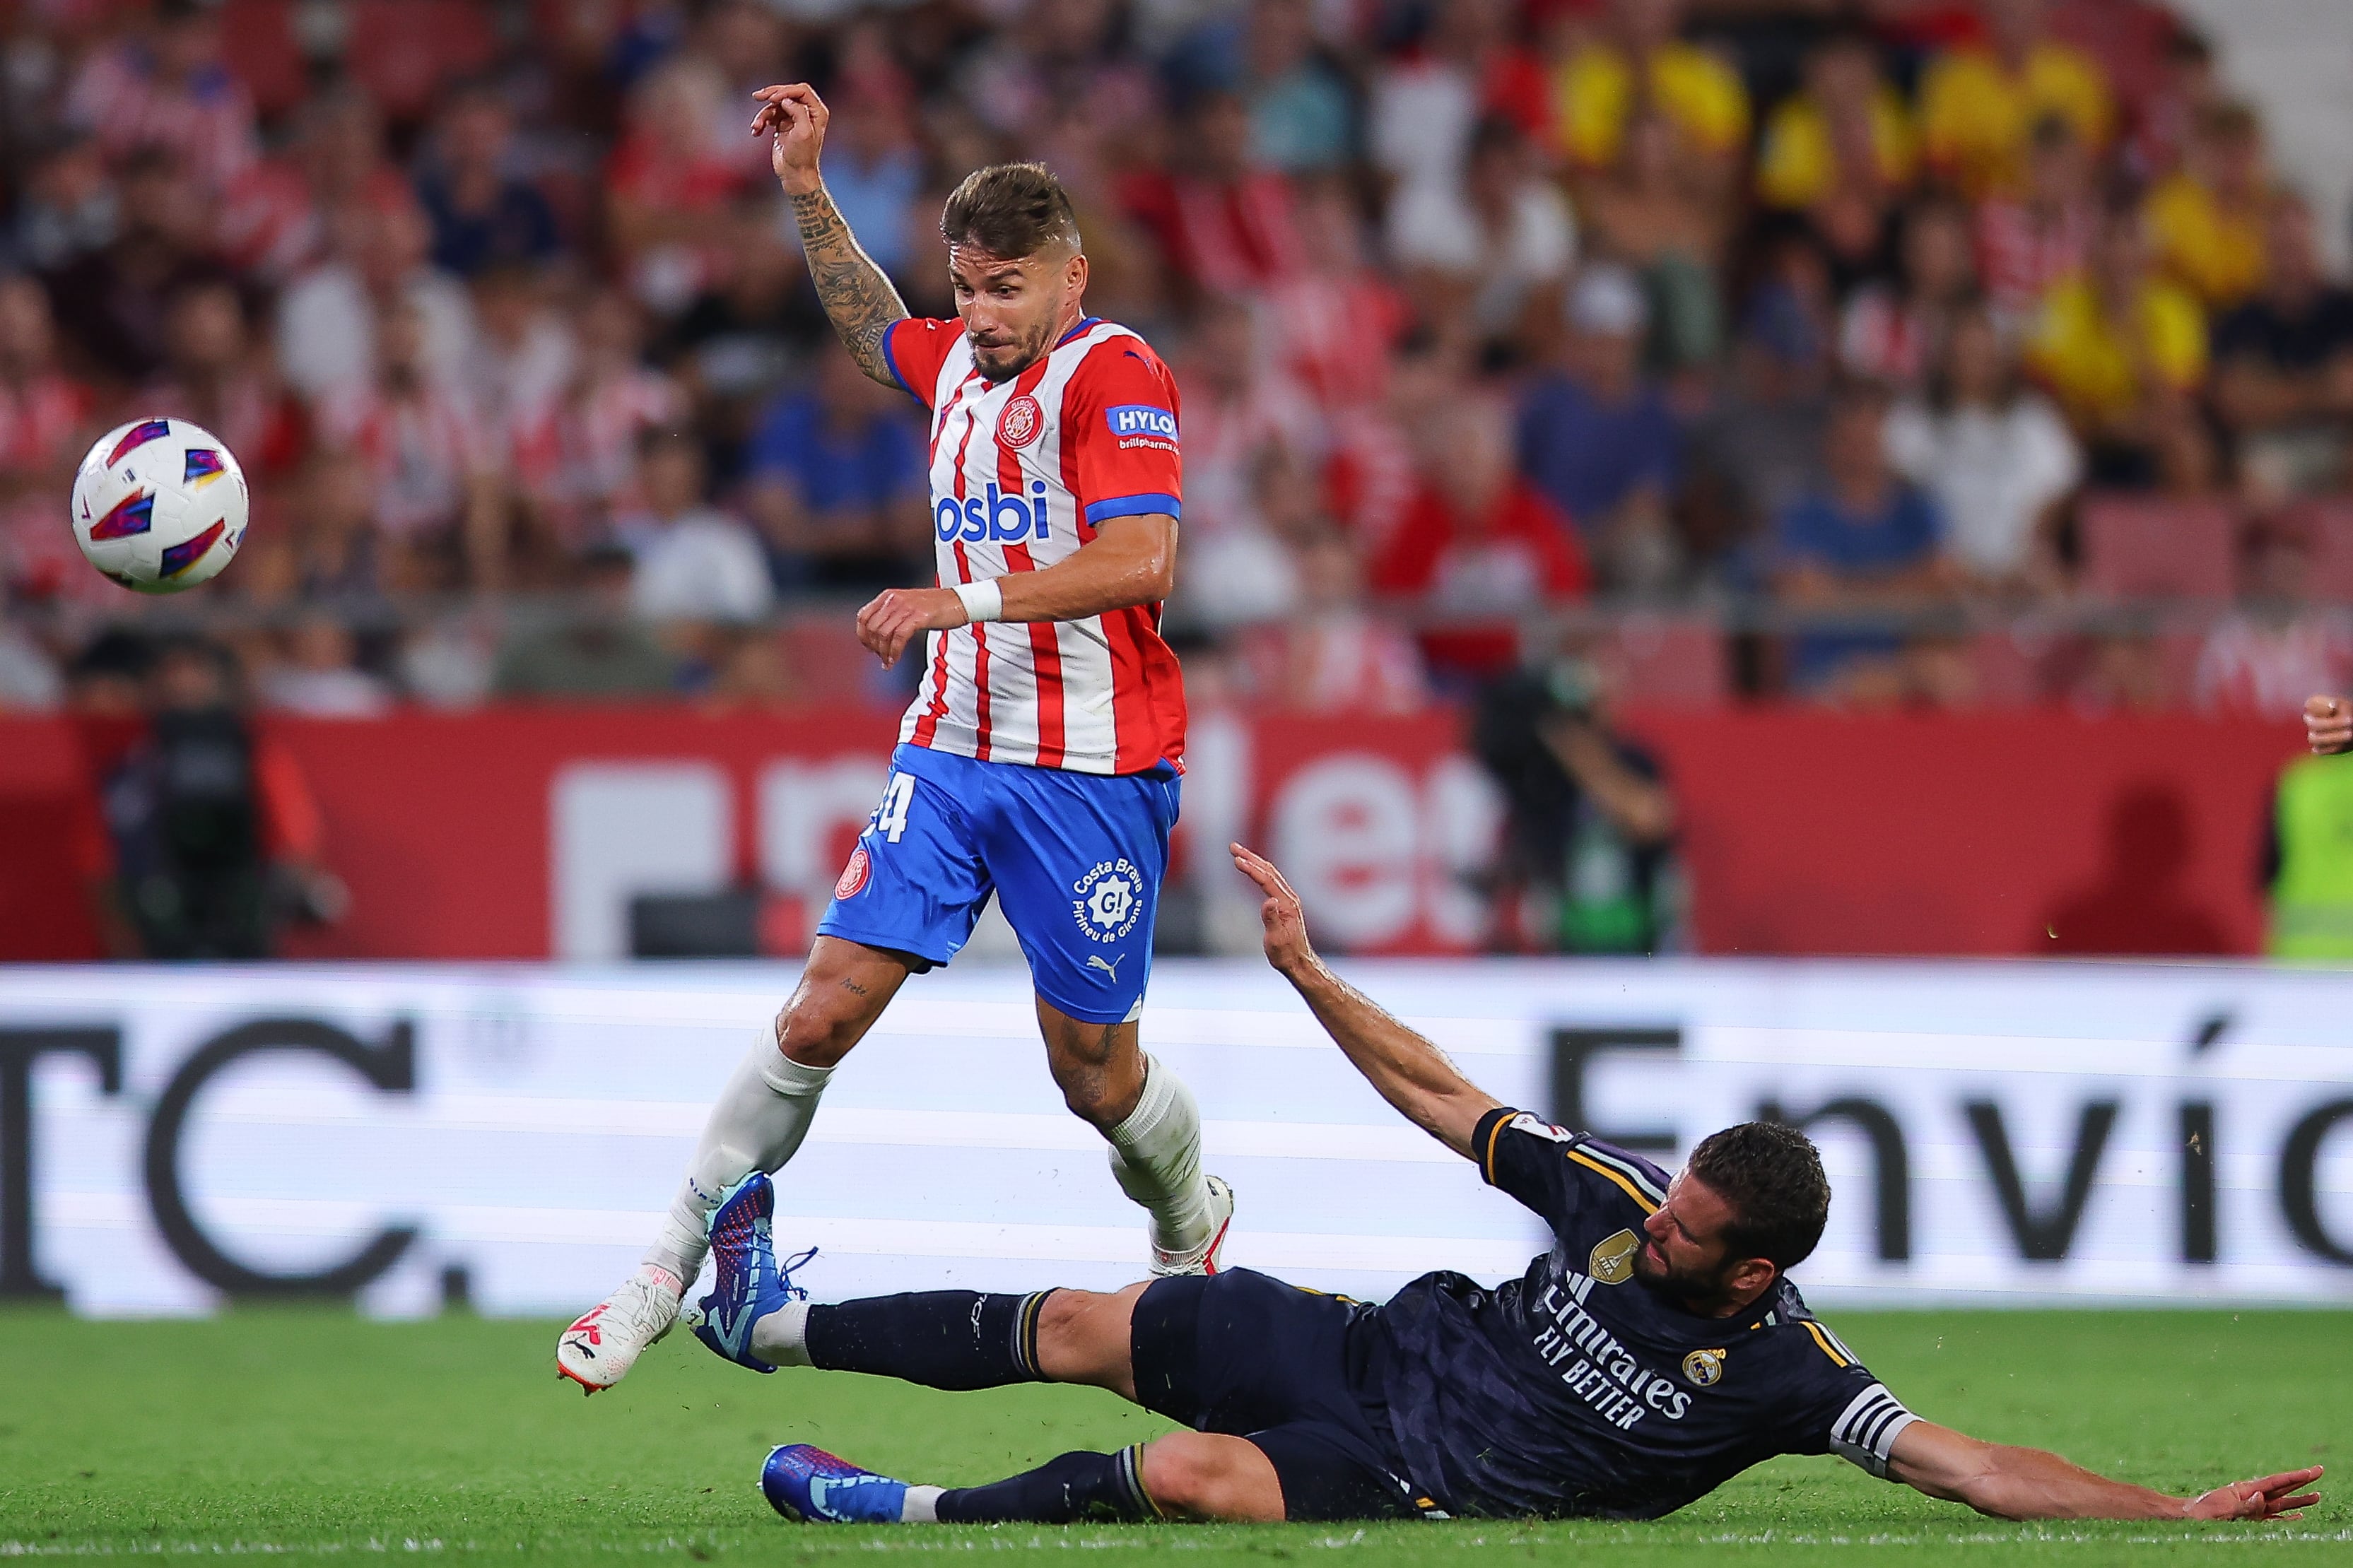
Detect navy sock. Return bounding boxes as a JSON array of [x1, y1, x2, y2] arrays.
[[804, 1289, 1055, 1391], [936, 1446, 1161, 1523]]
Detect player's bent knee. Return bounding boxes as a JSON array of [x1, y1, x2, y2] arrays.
[[773, 991, 863, 1067], [1138, 1434, 1285, 1523], [774, 946, 901, 1066], [1040, 1013, 1144, 1126], [1033, 1283, 1146, 1392]]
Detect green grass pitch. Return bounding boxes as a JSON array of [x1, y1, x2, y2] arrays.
[[1, 1306, 2345, 1563]]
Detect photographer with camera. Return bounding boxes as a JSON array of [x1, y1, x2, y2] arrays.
[[77, 635, 347, 960], [1472, 654, 1684, 955]]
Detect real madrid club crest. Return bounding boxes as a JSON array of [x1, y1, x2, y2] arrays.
[[998, 393, 1044, 449], [1588, 1229, 1638, 1285], [1683, 1348, 1725, 1388]]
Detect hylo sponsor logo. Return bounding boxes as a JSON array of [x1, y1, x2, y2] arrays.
[[1105, 404, 1177, 441]]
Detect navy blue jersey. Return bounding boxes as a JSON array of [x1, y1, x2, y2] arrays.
[[1371, 1109, 1917, 1519]]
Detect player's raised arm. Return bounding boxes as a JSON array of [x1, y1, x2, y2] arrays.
[[1886, 1420, 2323, 1521], [753, 84, 909, 389], [2305, 694, 2352, 754], [1231, 844, 1501, 1157]]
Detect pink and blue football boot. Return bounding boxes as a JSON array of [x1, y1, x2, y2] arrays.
[[761, 1443, 912, 1523], [687, 1172, 815, 1372]]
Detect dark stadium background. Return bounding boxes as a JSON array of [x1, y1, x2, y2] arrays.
[[0, 0, 2343, 965]]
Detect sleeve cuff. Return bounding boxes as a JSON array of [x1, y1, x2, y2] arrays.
[[879, 326, 920, 406], [1829, 1384, 1919, 1480], [1083, 493, 1181, 525], [1473, 1107, 1519, 1188]]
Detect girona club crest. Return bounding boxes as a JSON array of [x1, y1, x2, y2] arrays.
[[835, 847, 872, 900], [997, 394, 1044, 449]]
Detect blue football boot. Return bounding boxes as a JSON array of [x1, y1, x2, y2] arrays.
[[761, 1443, 911, 1523], [687, 1172, 816, 1372]]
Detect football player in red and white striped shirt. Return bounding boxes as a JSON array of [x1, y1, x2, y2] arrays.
[[559, 84, 1232, 1393]]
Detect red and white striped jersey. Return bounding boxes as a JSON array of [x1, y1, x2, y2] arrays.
[[883, 314, 1187, 775]]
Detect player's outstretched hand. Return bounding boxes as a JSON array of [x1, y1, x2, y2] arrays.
[[855, 586, 967, 668], [2185, 1465, 2323, 1521], [1231, 843, 1315, 977], [2306, 695, 2353, 755], [751, 83, 827, 195]]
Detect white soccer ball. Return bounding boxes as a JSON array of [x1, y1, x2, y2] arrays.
[[70, 418, 250, 594]]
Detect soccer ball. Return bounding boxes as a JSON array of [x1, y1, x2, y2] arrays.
[[70, 418, 250, 594]]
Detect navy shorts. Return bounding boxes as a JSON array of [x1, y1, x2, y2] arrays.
[[817, 743, 1180, 1025], [1129, 1269, 1431, 1522]]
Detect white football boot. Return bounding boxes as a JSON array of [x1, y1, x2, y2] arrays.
[[556, 1269, 681, 1393], [1150, 1174, 1236, 1276]]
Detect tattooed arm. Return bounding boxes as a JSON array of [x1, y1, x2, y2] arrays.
[[752, 83, 909, 389]]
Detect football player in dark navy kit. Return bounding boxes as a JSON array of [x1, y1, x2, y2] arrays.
[[687, 845, 2325, 1528]]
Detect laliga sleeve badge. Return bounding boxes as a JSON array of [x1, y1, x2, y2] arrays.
[[997, 394, 1044, 449], [835, 847, 872, 900], [1682, 1348, 1725, 1388], [1589, 1229, 1639, 1285]]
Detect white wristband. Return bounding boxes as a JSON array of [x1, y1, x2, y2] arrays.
[[953, 578, 1004, 623]]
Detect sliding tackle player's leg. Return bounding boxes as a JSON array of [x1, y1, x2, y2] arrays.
[[691, 1174, 1421, 1525]]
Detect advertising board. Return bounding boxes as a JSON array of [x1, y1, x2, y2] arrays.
[[4, 960, 2347, 1316], [0, 709, 2304, 961]]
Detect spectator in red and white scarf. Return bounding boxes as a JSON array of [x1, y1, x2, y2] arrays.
[[313, 295, 503, 588], [0, 274, 99, 604], [63, 0, 257, 197], [1841, 196, 1977, 391], [1975, 114, 2099, 329], [1245, 528, 1431, 713]]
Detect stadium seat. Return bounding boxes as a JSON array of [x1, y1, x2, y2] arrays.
[[2048, 0, 2182, 110], [2153, 629, 2208, 707], [1968, 629, 2059, 708], [2077, 495, 2241, 601], [1599, 617, 1728, 707], [778, 620, 881, 705], [218, 1, 309, 118], [2285, 499, 2353, 605], [347, 0, 498, 121]]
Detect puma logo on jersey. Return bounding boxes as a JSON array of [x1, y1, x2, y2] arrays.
[[1086, 953, 1125, 982]]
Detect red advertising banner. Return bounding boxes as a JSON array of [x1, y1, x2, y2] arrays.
[[0, 707, 2304, 961]]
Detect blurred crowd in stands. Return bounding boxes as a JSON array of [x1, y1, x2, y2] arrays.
[[4, 0, 2352, 720]]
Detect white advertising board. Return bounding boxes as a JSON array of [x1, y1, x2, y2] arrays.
[[1, 958, 2349, 1316]]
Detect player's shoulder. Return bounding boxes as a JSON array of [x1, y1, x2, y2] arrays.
[[1481, 1109, 1670, 1213], [1744, 1278, 1871, 1377], [1068, 320, 1177, 387]]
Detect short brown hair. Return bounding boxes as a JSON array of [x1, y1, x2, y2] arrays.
[[940, 163, 1081, 259], [1686, 1122, 1831, 1271]]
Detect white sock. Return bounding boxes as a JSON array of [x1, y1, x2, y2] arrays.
[[749, 1298, 812, 1367], [900, 1485, 944, 1523], [642, 1030, 834, 1283], [1104, 1054, 1213, 1254]]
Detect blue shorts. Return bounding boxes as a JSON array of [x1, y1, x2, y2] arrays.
[[816, 743, 1180, 1025]]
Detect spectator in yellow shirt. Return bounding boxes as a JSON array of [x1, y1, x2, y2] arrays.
[[1755, 29, 1918, 213], [2027, 201, 2210, 485], [1554, 0, 1749, 184], [2143, 102, 2270, 311], [1919, 0, 2114, 199]]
